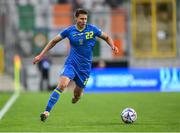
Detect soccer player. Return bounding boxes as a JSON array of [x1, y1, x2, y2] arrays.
[[33, 8, 119, 122]]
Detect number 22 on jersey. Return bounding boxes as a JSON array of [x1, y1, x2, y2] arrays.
[[85, 31, 94, 39]]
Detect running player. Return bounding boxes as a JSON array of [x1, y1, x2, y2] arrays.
[[33, 8, 119, 122]]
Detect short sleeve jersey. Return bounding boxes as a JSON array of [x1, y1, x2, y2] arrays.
[[60, 24, 102, 75]]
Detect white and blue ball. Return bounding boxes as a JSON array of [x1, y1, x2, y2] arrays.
[[121, 108, 137, 123]]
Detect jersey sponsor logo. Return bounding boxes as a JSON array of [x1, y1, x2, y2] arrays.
[[73, 34, 77, 37], [78, 33, 84, 36], [73, 33, 84, 37]]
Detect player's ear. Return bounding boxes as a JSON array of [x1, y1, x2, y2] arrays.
[[74, 16, 77, 22]]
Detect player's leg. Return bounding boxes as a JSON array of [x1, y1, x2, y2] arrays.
[[45, 76, 70, 111], [72, 74, 88, 104], [40, 76, 70, 122], [72, 85, 83, 104], [40, 65, 75, 122]]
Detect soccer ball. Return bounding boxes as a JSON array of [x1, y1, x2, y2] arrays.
[[121, 108, 137, 123]]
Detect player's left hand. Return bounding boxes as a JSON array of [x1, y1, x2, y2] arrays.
[[33, 55, 43, 64], [111, 46, 119, 54]]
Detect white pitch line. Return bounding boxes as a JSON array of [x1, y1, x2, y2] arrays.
[[0, 91, 20, 120]]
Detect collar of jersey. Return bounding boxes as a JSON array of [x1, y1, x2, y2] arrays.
[[75, 24, 86, 32]]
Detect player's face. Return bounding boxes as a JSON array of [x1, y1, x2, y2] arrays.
[[76, 14, 87, 29]]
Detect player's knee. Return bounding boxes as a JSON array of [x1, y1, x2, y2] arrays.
[[58, 83, 68, 90], [60, 84, 67, 89], [58, 76, 70, 90]]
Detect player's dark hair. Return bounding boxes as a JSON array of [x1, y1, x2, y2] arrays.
[[75, 8, 88, 17]]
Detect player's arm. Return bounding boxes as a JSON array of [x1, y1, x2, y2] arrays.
[[33, 34, 63, 64], [99, 32, 119, 54]]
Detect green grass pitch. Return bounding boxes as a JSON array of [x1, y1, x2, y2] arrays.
[[0, 92, 180, 132]]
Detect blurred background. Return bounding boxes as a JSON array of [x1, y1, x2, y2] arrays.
[[0, 0, 180, 92]]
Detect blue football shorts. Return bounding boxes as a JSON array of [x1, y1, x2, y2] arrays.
[[60, 65, 89, 88]]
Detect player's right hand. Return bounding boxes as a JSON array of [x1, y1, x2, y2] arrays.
[[111, 46, 119, 55], [33, 55, 42, 64]]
